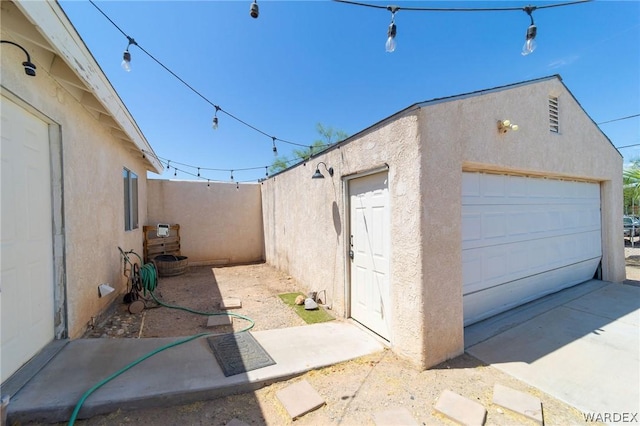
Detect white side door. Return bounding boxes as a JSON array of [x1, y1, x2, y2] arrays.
[[1, 96, 55, 382], [349, 172, 390, 340]]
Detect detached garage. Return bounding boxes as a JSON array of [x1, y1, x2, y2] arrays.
[[261, 75, 625, 370]]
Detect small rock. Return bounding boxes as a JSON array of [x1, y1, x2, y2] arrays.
[[295, 295, 305, 305], [116, 329, 125, 335]]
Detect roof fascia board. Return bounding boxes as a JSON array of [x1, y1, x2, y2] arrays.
[[13, 1, 163, 173]]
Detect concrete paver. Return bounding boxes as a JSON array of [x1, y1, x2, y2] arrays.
[[225, 417, 250, 426], [206, 315, 232, 327], [276, 379, 325, 419], [220, 298, 242, 309], [492, 384, 542, 424], [434, 390, 487, 426], [371, 407, 419, 426]]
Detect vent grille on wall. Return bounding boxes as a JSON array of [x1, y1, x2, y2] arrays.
[[549, 96, 559, 133]]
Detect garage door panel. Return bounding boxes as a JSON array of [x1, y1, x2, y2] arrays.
[[462, 173, 601, 326], [464, 257, 601, 325], [463, 231, 601, 295]]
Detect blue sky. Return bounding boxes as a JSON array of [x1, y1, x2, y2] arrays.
[[58, 0, 639, 182]]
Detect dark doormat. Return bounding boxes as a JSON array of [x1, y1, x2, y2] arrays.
[[207, 332, 276, 377]]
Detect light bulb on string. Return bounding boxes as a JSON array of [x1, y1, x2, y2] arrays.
[[385, 6, 399, 53], [521, 6, 537, 56], [197, 167, 200, 177], [212, 105, 220, 130], [174, 167, 177, 177], [207, 179, 210, 187], [121, 36, 136, 72], [236, 182, 240, 190], [230, 170, 234, 181], [265, 166, 269, 177], [166, 160, 171, 170], [250, 0, 259, 18], [272, 137, 278, 156]]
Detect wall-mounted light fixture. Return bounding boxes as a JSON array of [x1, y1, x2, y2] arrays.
[[312, 162, 334, 179], [498, 120, 519, 134], [1, 40, 36, 77]]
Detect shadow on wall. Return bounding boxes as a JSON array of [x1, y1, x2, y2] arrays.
[[333, 201, 341, 237]]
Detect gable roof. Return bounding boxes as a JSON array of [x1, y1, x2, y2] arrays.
[[4, 0, 162, 173]]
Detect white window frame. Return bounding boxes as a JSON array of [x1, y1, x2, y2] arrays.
[[123, 168, 138, 231]]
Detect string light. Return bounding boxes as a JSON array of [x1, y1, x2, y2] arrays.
[[272, 137, 278, 156], [174, 167, 177, 177], [87, 0, 327, 156], [207, 179, 210, 187], [522, 6, 537, 56], [250, 0, 259, 18], [212, 105, 220, 130], [142, 149, 308, 183], [121, 36, 136, 72], [386, 7, 398, 53], [333, 0, 591, 54], [236, 182, 240, 190]]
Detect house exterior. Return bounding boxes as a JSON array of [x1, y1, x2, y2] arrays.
[[1, 0, 162, 383], [261, 75, 625, 369]]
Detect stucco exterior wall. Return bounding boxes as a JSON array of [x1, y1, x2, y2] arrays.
[[262, 113, 428, 366], [262, 77, 623, 370], [2, 15, 150, 339], [415, 77, 624, 367], [147, 180, 264, 265]]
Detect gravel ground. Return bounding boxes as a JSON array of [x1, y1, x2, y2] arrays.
[[64, 263, 609, 425]]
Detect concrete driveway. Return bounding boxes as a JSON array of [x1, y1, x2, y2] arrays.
[[465, 279, 640, 422]]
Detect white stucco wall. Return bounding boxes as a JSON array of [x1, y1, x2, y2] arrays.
[[416, 77, 624, 367], [262, 113, 428, 366], [2, 3, 154, 339], [147, 180, 265, 265], [262, 76, 624, 370]]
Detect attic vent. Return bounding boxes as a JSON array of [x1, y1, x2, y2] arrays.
[[549, 96, 559, 133]]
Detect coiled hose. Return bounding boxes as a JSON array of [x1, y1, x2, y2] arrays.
[[68, 254, 255, 426]]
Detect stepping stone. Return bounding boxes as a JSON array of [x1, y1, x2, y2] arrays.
[[220, 298, 242, 309], [492, 384, 543, 424], [372, 407, 419, 425], [434, 390, 486, 426], [206, 315, 232, 327], [276, 380, 325, 419], [226, 419, 249, 426]]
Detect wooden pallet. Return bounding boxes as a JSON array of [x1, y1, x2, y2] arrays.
[[143, 224, 181, 263]]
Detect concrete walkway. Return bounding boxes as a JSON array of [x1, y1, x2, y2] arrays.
[[466, 280, 640, 421], [7, 321, 384, 424]]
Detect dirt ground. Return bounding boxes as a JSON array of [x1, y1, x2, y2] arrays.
[[67, 262, 609, 426]]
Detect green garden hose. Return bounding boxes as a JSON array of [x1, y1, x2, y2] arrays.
[[68, 251, 255, 426]]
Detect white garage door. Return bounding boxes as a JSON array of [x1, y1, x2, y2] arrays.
[[1, 96, 55, 382], [462, 172, 602, 326]]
